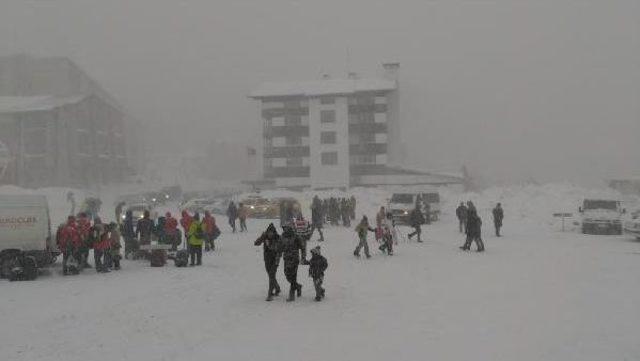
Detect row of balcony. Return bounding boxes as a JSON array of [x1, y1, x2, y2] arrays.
[[263, 143, 387, 158], [263, 123, 387, 138]]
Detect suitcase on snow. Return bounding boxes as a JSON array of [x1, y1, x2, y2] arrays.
[[174, 249, 189, 267]]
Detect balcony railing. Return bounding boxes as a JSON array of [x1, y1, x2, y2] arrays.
[[348, 122, 387, 134], [264, 145, 310, 158], [262, 107, 309, 118], [264, 166, 310, 178], [264, 125, 310, 138], [349, 143, 387, 155], [348, 104, 387, 114]]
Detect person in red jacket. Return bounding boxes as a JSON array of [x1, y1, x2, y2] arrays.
[[76, 213, 93, 269], [58, 216, 82, 275], [164, 212, 180, 250], [180, 210, 193, 245], [203, 210, 220, 252]]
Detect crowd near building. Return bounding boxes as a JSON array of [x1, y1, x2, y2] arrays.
[[0, 54, 132, 188], [250, 63, 462, 190]]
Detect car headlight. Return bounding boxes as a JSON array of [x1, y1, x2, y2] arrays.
[[152, 198, 157, 202], [165, 195, 170, 199], [403, 210, 409, 215], [250, 205, 255, 209]]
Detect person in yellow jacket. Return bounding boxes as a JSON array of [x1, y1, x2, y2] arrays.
[[187, 213, 205, 266]]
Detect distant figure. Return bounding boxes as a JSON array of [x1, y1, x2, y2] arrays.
[[66, 191, 76, 216], [353, 215, 375, 258], [164, 212, 180, 251], [456, 202, 468, 233], [407, 204, 425, 243], [378, 212, 396, 256], [203, 210, 220, 251], [461, 208, 484, 252], [238, 203, 248, 232], [375, 206, 386, 242], [308, 246, 328, 302], [310, 196, 325, 242], [121, 210, 137, 259], [227, 202, 238, 233], [180, 210, 193, 245], [492, 203, 504, 237], [115, 201, 126, 225], [136, 210, 155, 247]]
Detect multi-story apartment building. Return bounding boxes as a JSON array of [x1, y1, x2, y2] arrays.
[[250, 63, 462, 189]]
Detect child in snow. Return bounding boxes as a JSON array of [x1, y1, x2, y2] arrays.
[[308, 246, 328, 301], [378, 212, 396, 255], [353, 216, 375, 258]]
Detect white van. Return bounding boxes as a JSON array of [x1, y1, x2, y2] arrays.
[[0, 194, 56, 280], [388, 191, 441, 225]]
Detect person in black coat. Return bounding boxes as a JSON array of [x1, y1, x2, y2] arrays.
[[227, 202, 238, 233], [461, 208, 484, 252], [280, 224, 304, 302], [407, 204, 426, 242], [308, 246, 328, 301], [456, 202, 468, 233], [254, 223, 282, 301], [492, 203, 504, 237], [121, 210, 137, 259], [310, 196, 325, 242]]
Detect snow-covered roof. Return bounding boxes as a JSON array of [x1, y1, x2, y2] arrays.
[[249, 78, 397, 98], [0, 95, 87, 113]]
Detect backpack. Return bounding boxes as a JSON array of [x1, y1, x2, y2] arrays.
[[194, 223, 205, 239], [150, 250, 166, 267], [174, 250, 189, 267]]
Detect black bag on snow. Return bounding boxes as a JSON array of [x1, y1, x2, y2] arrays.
[[174, 250, 189, 267]]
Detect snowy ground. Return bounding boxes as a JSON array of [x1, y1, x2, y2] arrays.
[[1, 185, 640, 361]]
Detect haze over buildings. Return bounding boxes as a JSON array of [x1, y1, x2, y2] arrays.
[[0, 0, 637, 186]]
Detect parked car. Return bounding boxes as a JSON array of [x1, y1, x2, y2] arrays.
[[0, 194, 57, 280], [623, 209, 640, 240], [242, 195, 279, 219], [180, 198, 215, 214], [579, 199, 625, 235]]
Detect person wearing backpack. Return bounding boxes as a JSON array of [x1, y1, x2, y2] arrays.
[[254, 223, 283, 301], [187, 213, 205, 266]]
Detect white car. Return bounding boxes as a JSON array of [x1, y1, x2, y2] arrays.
[[623, 210, 640, 240]]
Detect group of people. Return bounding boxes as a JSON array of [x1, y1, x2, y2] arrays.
[[313, 196, 357, 227], [255, 223, 328, 302], [456, 201, 504, 252], [226, 201, 248, 233], [56, 213, 122, 275]]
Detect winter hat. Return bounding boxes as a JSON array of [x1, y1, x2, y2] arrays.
[[310, 245, 321, 255]]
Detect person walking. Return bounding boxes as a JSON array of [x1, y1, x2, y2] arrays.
[[180, 210, 193, 247], [164, 212, 180, 251], [308, 246, 328, 301], [407, 204, 426, 242], [353, 215, 375, 258], [310, 196, 325, 242], [108, 222, 122, 270], [227, 202, 238, 233], [93, 221, 111, 273], [187, 213, 205, 266], [456, 202, 468, 233], [238, 203, 248, 232], [254, 223, 283, 301], [492, 203, 504, 237], [280, 224, 304, 301], [460, 208, 485, 252]]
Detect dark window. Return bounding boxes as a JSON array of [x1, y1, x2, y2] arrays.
[[320, 131, 337, 144], [321, 152, 338, 165], [285, 115, 301, 126], [320, 110, 336, 123], [286, 157, 303, 166], [320, 96, 335, 105], [286, 136, 302, 146]]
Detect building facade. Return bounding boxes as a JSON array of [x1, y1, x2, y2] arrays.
[[250, 63, 463, 189], [0, 54, 131, 187], [251, 64, 402, 189]]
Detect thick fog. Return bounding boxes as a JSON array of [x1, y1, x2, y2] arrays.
[[1, 0, 638, 186]]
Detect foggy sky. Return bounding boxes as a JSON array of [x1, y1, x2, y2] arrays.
[[1, 0, 638, 185]]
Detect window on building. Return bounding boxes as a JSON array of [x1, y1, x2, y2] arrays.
[[285, 115, 301, 126], [320, 96, 335, 105], [321, 152, 338, 165], [359, 133, 375, 144], [320, 110, 336, 123], [286, 136, 302, 146], [320, 131, 337, 144], [286, 157, 303, 167], [284, 100, 301, 109]]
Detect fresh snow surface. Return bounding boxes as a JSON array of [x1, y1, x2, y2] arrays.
[[1, 184, 639, 361]]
